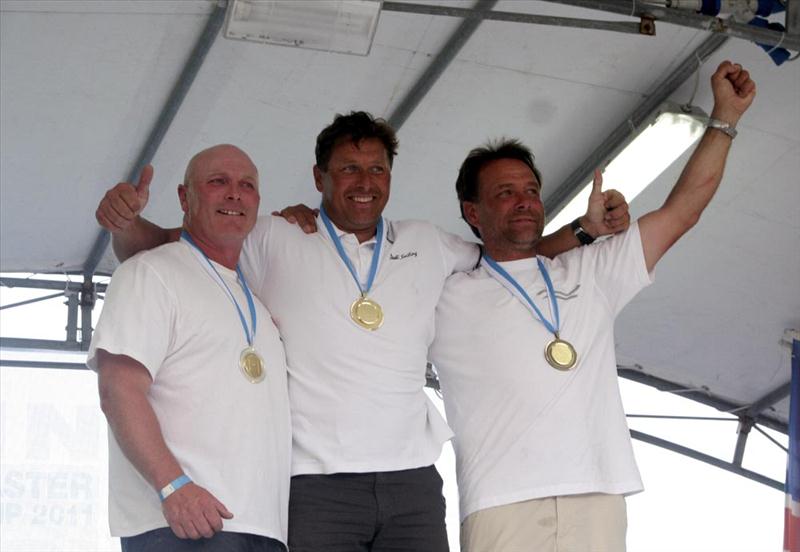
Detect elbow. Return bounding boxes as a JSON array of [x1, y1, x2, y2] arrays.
[[97, 376, 117, 421], [680, 211, 702, 232]]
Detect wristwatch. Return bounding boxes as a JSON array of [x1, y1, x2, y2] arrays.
[[707, 118, 737, 139], [571, 218, 595, 245]]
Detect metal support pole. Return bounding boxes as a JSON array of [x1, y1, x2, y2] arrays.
[[0, 360, 88, 370], [630, 429, 783, 491], [381, 2, 641, 34], [65, 292, 79, 344], [1, 277, 107, 293], [387, 0, 498, 130], [733, 417, 754, 465], [80, 276, 96, 350], [538, 0, 800, 50], [82, 1, 228, 278], [0, 292, 65, 311], [618, 366, 787, 434]]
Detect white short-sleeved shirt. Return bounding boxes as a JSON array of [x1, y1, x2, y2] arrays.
[[87, 241, 292, 541], [242, 215, 478, 475], [430, 223, 653, 521]]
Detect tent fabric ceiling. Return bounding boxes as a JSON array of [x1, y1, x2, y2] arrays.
[[1, 1, 798, 429]]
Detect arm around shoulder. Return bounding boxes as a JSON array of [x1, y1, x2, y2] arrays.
[[111, 218, 180, 262], [95, 164, 181, 261]]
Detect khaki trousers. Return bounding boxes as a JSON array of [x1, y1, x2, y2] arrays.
[[460, 493, 627, 552]]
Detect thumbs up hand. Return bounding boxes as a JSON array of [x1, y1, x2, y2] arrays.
[[579, 169, 631, 240], [96, 165, 154, 232]]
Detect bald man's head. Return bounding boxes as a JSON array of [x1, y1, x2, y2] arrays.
[[184, 144, 257, 188]]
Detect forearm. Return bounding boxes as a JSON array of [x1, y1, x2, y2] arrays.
[[536, 222, 581, 259], [111, 218, 180, 262], [661, 125, 733, 228]]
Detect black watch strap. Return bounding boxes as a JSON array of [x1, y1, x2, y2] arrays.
[[571, 218, 595, 245]]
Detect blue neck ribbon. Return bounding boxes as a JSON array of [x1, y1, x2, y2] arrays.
[[319, 205, 384, 297], [181, 230, 257, 346], [481, 254, 560, 337]]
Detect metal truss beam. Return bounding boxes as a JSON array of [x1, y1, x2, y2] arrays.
[[618, 367, 787, 435], [733, 380, 792, 465], [1, 277, 107, 293], [0, 338, 83, 352], [540, 0, 800, 50], [1, 277, 109, 353], [630, 429, 783, 491], [81, 1, 227, 278], [384, 1, 799, 50], [0, 360, 87, 370], [382, 1, 641, 34], [387, 0, 498, 130]]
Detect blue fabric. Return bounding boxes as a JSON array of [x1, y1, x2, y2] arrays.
[[121, 528, 285, 552], [319, 205, 384, 294]]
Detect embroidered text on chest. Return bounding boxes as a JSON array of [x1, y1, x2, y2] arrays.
[[389, 251, 418, 260]]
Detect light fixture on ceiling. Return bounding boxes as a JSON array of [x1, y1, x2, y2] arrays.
[[223, 0, 383, 56], [544, 103, 709, 234]]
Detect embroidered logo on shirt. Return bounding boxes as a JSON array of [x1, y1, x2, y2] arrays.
[[536, 283, 580, 300], [389, 252, 418, 260]]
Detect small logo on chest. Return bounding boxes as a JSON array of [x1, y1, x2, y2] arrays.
[[389, 251, 418, 260], [536, 283, 580, 301]]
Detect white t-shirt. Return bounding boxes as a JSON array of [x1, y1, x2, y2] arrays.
[[241, 215, 478, 475], [87, 241, 292, 542], [430, 223, 653, 521]]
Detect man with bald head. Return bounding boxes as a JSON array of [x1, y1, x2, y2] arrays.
[[88, 145, 291, 551]]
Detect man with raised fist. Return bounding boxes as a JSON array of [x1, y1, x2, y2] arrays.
[[429, 60, 756, 552]]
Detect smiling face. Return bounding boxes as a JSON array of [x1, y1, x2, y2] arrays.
[[462, 158, 545, 261], [314, 137, 391, 243], [178, 144, 260, 252]]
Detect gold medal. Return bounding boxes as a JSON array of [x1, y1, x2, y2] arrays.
[[350, 296, 384, 331], [545, 338, 577, 371], [240, 347, 265, 383]]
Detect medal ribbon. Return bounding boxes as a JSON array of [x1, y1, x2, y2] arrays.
[[181, 230, 257, 346], [481, 254, 561, 337], [319, 205, 384, 296]]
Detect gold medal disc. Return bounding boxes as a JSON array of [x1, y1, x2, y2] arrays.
[[350, 297, 384, 331], [545, 338, 577, 371], [240, 347, 265, 383]]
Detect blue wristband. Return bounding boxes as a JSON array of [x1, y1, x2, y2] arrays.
[[159, 474, 192, 502]]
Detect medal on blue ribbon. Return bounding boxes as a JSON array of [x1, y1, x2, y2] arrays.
[[482, 254, 577, 371], [181, 231, 265, 382], [320, 206, 385, 331]]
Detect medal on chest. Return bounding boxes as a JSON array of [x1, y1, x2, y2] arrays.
[[182, 231, 266, 383], [320, 206, 386, 331], [482, 254, 578, 371], [350, 295, 384, 331]]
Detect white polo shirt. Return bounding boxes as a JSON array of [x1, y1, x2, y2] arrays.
[[430, 223, 653, 521], [242, 215, 478, 475], [87, 241, 291, 541]]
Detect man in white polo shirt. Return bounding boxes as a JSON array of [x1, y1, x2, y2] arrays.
[[89, 145, 291, 551], [429, 60, 755, 551], [94, 113, 629, 551]]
